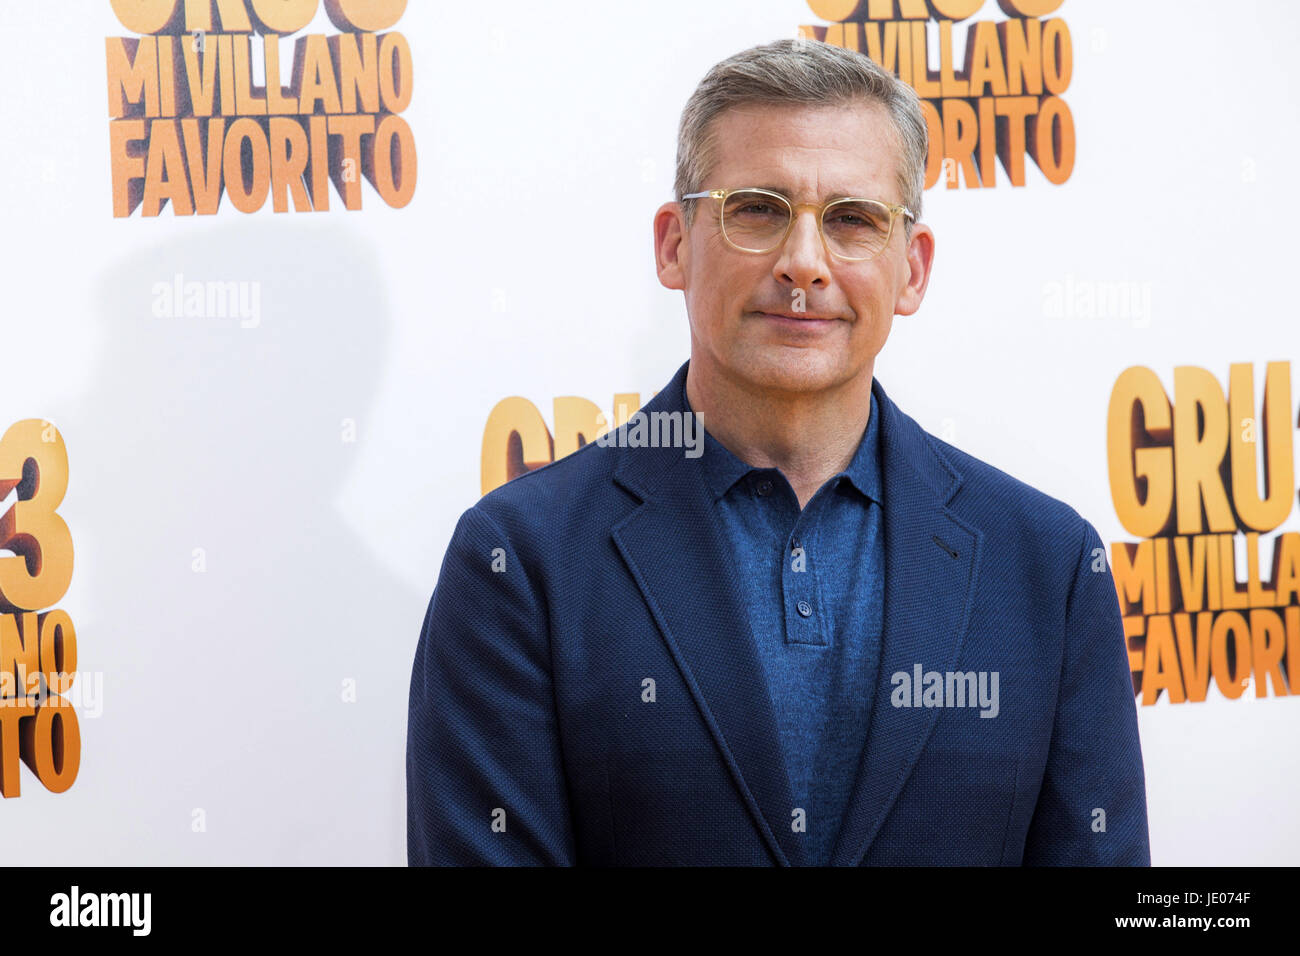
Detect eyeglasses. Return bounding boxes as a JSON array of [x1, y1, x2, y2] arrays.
[[681, 187, 915, 262]]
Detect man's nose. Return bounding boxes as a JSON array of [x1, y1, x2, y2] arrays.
[[775, 208, 830, 285]]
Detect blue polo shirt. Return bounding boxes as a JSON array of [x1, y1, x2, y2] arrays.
[[684, 379, 885, 866]]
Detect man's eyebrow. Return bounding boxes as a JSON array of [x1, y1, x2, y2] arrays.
[[751, 186, 866, 202]]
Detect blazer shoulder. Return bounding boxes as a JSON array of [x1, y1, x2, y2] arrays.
[[935, 430, 1081, 513], [924, 430, 1093, 560], [877, 384, 1080, 532], [472, 435, 625, 539]]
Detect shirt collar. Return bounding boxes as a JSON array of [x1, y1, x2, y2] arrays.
[[684, 372, 883, 506]]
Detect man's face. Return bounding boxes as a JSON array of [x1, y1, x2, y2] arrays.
[[656, 100, 935, 396]]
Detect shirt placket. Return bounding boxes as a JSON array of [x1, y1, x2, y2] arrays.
[[767, 481, 826, 647]]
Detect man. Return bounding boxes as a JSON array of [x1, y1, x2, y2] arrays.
[[407, 38, 1150, 866]]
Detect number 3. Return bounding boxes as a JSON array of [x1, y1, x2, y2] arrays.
[[0, 420, 73, 612]]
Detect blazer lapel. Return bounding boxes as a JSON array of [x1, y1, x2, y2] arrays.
[[611, 361, 808, 867], [827, 378, 984, 866]]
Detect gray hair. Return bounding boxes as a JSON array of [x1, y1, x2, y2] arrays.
[[674, 38, 927, 235]]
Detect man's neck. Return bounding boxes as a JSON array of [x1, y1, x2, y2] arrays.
[[685, 358, 874, 510]]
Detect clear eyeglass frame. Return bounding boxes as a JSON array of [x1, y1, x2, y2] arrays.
[[681, 186, 916, 262]]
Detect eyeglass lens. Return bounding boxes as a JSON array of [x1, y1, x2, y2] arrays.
[[720, 190, 893, 258]]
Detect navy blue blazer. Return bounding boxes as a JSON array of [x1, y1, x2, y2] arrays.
[[407, 359, 1151, 866]]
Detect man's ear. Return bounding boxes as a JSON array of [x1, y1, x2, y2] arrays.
[[894, 222, 935, 316], [655, 202, 688, 291]]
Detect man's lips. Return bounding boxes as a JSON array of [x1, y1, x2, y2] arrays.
[[753, 310, 839, 321]]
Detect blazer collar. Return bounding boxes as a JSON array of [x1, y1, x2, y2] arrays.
[[611, 359, 983, 866], [615, 360, 955, 504]]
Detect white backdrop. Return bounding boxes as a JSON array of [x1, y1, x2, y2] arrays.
[[0, 0, 1296, 864]]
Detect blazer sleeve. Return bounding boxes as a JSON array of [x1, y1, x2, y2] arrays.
[[406, 503, 577, 865], [1022, 516, 1152, 865]]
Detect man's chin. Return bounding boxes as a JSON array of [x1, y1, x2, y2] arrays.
[[729, 348, 858, 394]]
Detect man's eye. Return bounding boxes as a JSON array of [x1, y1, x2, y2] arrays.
[[830, 212, 881, 230]]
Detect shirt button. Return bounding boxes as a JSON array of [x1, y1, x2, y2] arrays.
[[796, 600, 813, 617], [756, 478, 773, 496]]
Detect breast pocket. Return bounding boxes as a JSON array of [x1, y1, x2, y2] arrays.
[[866, 747, 1020, 866]]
